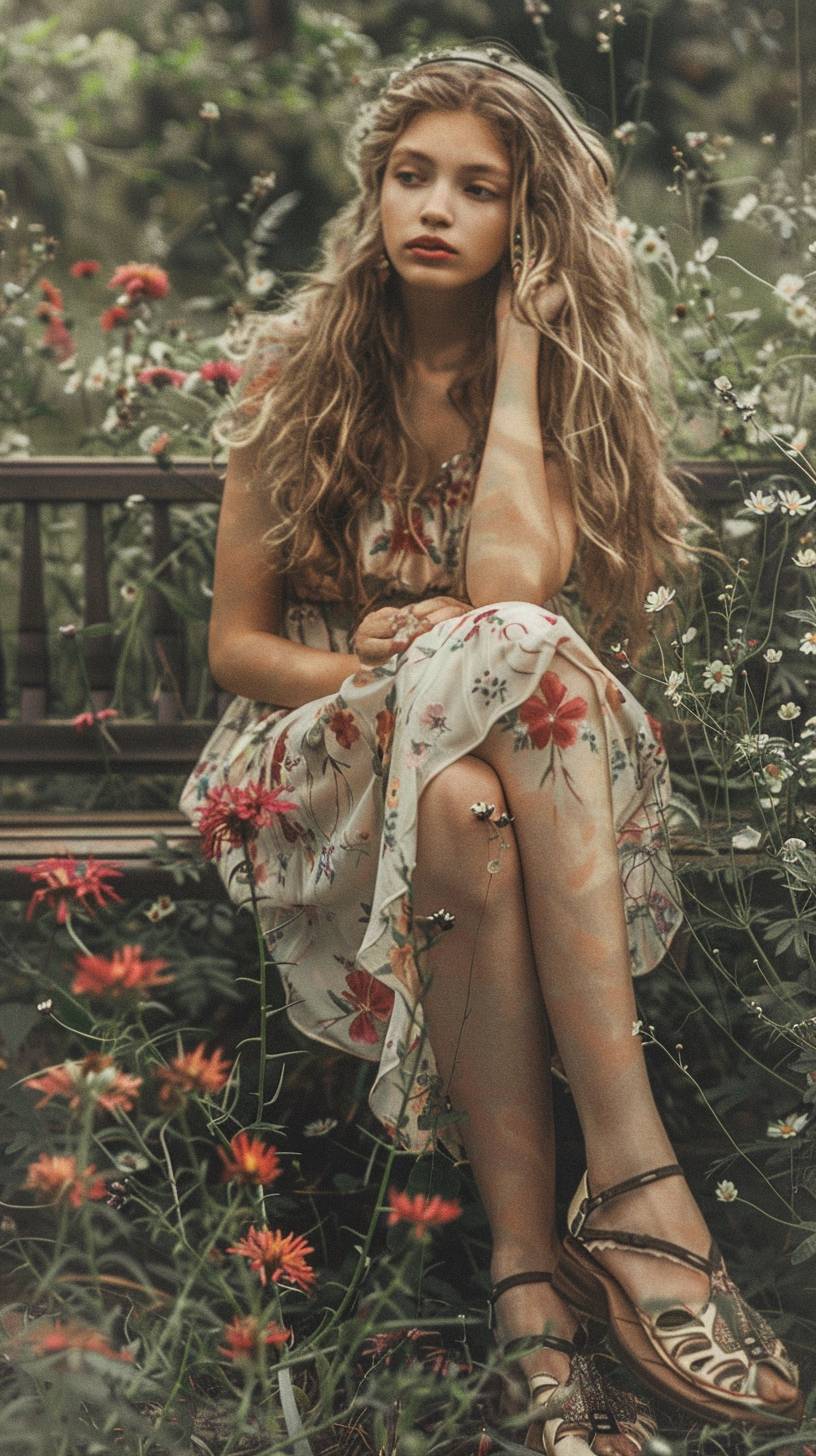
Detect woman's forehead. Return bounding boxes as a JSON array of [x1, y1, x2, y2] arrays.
[[391, 108, 511, 171]]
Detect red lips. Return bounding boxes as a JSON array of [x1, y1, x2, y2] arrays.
[[407, 235, 457, 253]]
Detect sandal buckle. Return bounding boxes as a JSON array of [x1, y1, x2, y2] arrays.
[[571, 1196, 590, 1238]]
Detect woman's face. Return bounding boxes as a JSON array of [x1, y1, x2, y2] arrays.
[[379, 108, 513, 291]]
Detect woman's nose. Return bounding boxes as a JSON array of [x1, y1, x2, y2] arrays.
[[420, 183, 454, 224]]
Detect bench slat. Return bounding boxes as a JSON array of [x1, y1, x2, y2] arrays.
[[0, 720, 216, 772]]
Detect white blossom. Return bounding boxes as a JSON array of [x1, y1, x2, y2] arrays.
[[774, 273, 805, 300], [799, 631, 816, 655], [695, 236, 719, 263], [767, 1113, 808, 1139], [304, 1117, 338, 1137], [731, 193, 758, 222], [778, 702, 801, 720], [744, 490, 777, 515], [614, 215, 637, 243], [681, 626, 697, 644], [763, 647, 782, 663], [731, 826, 762, 850], [703, 659, 733, 693], [715, 1179, 739, 1201], [776, 490, 813, 516], [793, 547, 816, 567], [664, 670, 685, 699], [643, 585, 676, 613], [246, 269, 276, 297], [780, 837, 807, 862]]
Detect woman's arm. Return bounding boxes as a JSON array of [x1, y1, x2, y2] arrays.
[[465, 296, 577, 607], [208, 439, 360, 709]]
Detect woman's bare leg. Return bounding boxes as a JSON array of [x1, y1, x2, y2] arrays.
[[413, 754, 635, 1453], [468, 649, 795, 1405]]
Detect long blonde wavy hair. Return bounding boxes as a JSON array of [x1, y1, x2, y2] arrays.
[[215, 47, 721, 665]]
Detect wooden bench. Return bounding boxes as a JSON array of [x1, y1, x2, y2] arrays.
[[0, 455, 798, 908]]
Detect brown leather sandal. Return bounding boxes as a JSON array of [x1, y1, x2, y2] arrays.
[[489, 1269, 657, 1454], [552, 1163, 803, 1428]]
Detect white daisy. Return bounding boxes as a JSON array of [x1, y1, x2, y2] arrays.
[[774, 273, 805, 300], [776, 490, 813, 516], [664, 670, 685, 699], [799, 631, 816, 655], [614, 216, 638, 243], [703, 659, 733, 692], [744, 490, 777, 515], [767, 1113, 808, 1139], [304, 1117, 338, 1137]]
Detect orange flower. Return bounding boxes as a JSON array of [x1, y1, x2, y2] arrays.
[[108, 262, 170, 299], [194, 780, 298, 862], [24, 1053, 142, 1113], [25, 1318, 133, 1363], [71, 943, 173, 997], [218, 1131, 282, 1186], [154, 1042, 232, 1109], [24, 1154, 107, 1207], [39, 278, 64, 311], [218, 1313, 291, 1360], [386, 1186, 463, 1240], [225, 1225, 317, 1291], [15, 854, 123, 924]]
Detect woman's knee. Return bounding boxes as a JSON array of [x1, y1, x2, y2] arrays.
[[415, 755, 520, 899]]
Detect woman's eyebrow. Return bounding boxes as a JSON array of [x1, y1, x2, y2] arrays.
[[390, 146, 509, 179]]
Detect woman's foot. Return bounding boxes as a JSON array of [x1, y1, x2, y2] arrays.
[[580, 1164, 798, 1411], [490, 1262, 647, 1456]]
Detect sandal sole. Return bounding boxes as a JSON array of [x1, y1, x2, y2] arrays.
[[553, 1237, 803, 1430]]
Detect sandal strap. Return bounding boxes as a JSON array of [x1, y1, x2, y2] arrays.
[[583, 1163, 684, 1217], [487, 1269, 554, 1331], [576, 1224, 715, 1277], [504, 1332, 578, 1360]]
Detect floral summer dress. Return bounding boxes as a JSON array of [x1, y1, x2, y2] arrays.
[[179, 446, 685, 1161]]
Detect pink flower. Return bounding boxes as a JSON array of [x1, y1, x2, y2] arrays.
[[136, 366, 188, 388], [69, 260, 102, 279], [108, 262, 170, 300], [198, 359, 243, 394]]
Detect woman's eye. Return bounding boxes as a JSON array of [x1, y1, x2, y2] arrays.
[[393, 170, 497, 200]]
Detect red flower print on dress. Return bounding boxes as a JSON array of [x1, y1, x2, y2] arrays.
[[520, 671, 587, 750], [644, 711, 665, 750], [341, 969, 395, 1045], [328, 708, 360, 749], [517, 670, 588, 799], [389, 506, 435, 557]]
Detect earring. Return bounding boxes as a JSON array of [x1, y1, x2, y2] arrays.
[[376, 249, 391, 278], [511, 226, 524, 284]]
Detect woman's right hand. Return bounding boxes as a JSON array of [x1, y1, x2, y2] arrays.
[[351, 597, 470, 667]]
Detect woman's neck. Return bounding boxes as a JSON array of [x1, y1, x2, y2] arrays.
[[398, 273, 494, 373]]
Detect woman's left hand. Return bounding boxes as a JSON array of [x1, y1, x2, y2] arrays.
[[496, 267, 568, 341], [391, 595, 472, 649]]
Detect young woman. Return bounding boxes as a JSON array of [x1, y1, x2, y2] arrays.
[[180, 42, 803, 1452]]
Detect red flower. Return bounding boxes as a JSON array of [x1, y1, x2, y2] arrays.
[[136, 366, 188, 388], [100, 305, 130, 331], [199, 359, 243, 386], [194, 780, 298, 862], [25, 1319, 133, 1362], [108, 262, 169, 300], [217, 1131, 282, 1186], [71, 707, 119, 732], [70, 259, 102, 279], [386, 1186, 463, 1239], [518, 671, 587, 750], [71, 943, 173, 997], [39, 278, 64, 311], [340, 969, 395, 1045], [148, 431, 172, 457], [328, 708, 360, 749], [225, 1225, 317, 1291], [42, 315, 77, 362], [24, 1154, 107, 1207], [154, 1042, 232, 1109], [24, 1053, 142, 1113], [15, 854, 124, 924], [218, 1313, 291, 1361]]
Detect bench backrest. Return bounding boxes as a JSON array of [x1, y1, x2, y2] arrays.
[[0, 456, 799, 775]]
